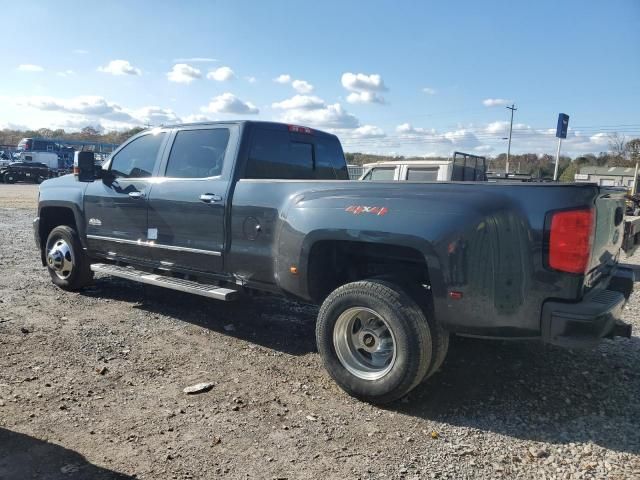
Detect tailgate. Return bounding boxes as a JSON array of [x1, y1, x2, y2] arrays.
[[589, 188, 626, 275], [623, 215, 640, 257]]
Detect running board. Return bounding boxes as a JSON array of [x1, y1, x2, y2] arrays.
[[90, 263, 238, 301]]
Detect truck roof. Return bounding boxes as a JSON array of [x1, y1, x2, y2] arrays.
[[363, 159, 453, 168], [154, 120, 337, 138]]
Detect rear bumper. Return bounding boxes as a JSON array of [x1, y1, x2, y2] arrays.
[[541, 267, 634, 348]]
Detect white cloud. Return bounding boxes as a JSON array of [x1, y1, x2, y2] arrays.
[[182, 114, 213, 123], [341, 72, 387, 92], [201, 93, 259, 115], [474, 145, 493, 152], [173, 57, 217, 63], [351, 125, 386, 138], [395, 123, 436, 135], [422, 87, 437, 95], [17, 95, 180, 127], [98, 59, 141, 76], [272, 95, 325, 110], [21, 95, 134, 122], [485, 121, 531, 134], [482, 98, 511, 107], [245, 76, 257, 84], [167, 63, 202, 84], [56, 70, 75, 77], [132, 106, 180, 125], [292, 79, 313, 94], [346, 91, 385, 104], [443, 129, 481, 147], [589, 132, 610, 146], [341, 72, 387, 104], [0, 121, 29, 130], [206, 66, 235, 81], [274, 74, 291, 84], [279, 103, 358, 129], [72, 49, 88, 55], [18, 64, 44, 72]]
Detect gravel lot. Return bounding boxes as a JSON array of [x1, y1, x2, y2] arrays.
[[1, 183, 639, 479]]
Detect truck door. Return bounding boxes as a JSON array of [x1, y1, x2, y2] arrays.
[[84, 131, 168, 260], [145, 125, 237, 273]]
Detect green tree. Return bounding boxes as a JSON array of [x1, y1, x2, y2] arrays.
[[559, 162, 578, 182]]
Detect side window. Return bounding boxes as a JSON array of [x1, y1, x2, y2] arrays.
[[407, 168, 438, 181], [246, 129, 313, 179], [316, 137, 349, 179], [165, 129, 230, 178], [110, 132, 166, 179], [369, 167, 396, 180]]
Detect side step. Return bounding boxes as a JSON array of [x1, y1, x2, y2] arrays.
[[91, 263, 238, 301]]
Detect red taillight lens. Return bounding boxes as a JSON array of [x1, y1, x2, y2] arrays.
[[548, 208, 595, 274]]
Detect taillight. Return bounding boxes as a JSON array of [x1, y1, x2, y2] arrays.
[[548, 208, 595, 274]]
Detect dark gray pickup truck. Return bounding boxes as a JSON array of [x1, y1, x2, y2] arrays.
[[34, 121, 637, 403]]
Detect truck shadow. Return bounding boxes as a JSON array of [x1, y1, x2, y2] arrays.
[[392, 335, 640, 455], [83, 277, 318, 356], [82, 278, 639, 454], [0, 428, 133, 480]]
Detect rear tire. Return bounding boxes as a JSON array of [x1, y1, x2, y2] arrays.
[[45, 226, 93, 291], [316, 279, 434, 404], [4, 172, 16, 184]]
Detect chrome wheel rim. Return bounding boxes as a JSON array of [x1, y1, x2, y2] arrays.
[[333, 307, 396, 380], [47, 238, 74, 280]]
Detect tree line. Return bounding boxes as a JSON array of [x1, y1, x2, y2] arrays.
[[0, 126, 145, 148]]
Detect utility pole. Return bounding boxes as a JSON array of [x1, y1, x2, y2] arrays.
[[505, 104, 517, 176]]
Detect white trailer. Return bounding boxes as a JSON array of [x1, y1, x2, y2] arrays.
[[19, 151, 60, 170]]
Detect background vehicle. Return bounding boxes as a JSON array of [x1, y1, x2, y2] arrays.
[[19, 151, 61, 170], [360, 151, 487, 181], [34, 121, 636, 404], [2, 161, 52, 184]]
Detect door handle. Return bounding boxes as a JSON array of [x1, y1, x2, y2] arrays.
[[128, 191, 145, 199], [200, 193, 222, 203]]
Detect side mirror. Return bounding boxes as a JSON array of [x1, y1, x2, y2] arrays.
[[74, 151, 96, 182]]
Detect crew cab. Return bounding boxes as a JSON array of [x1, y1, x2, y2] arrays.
[[34, 121, 636, 404]]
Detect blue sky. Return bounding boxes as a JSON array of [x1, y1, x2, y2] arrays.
[[1, 0, 639, 156]]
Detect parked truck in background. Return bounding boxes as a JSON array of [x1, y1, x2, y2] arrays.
[[33, 121, 637, 403], [359, 152, 487, 182]]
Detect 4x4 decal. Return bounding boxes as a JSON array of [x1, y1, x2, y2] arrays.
[[345, 205, 388, 216]]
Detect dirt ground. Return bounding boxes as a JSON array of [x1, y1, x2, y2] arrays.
[[1, 183, 639, 479]]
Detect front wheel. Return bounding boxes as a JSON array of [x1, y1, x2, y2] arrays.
[[45, 226, 93, 290], [316, 279, 440, 404], [3, 172, 16, 184]]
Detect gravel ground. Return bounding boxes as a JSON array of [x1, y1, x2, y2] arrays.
[[1, 183, 639, 480]]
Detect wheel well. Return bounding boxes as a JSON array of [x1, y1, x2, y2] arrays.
[[39, 207, 77, 260], [307, 240, 431, 303]]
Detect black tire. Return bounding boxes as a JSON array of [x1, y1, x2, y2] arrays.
[[386, 279, 449, 379], [45, 226, 93, 291], [316, 279, 434, 404], [4, 172, 16, 184]]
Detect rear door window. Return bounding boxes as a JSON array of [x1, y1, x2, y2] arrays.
[[407, 168, 438, 181], [165, 128, 230, 178], [365, 167, 396, 180], [315, 137, 349, 179]]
